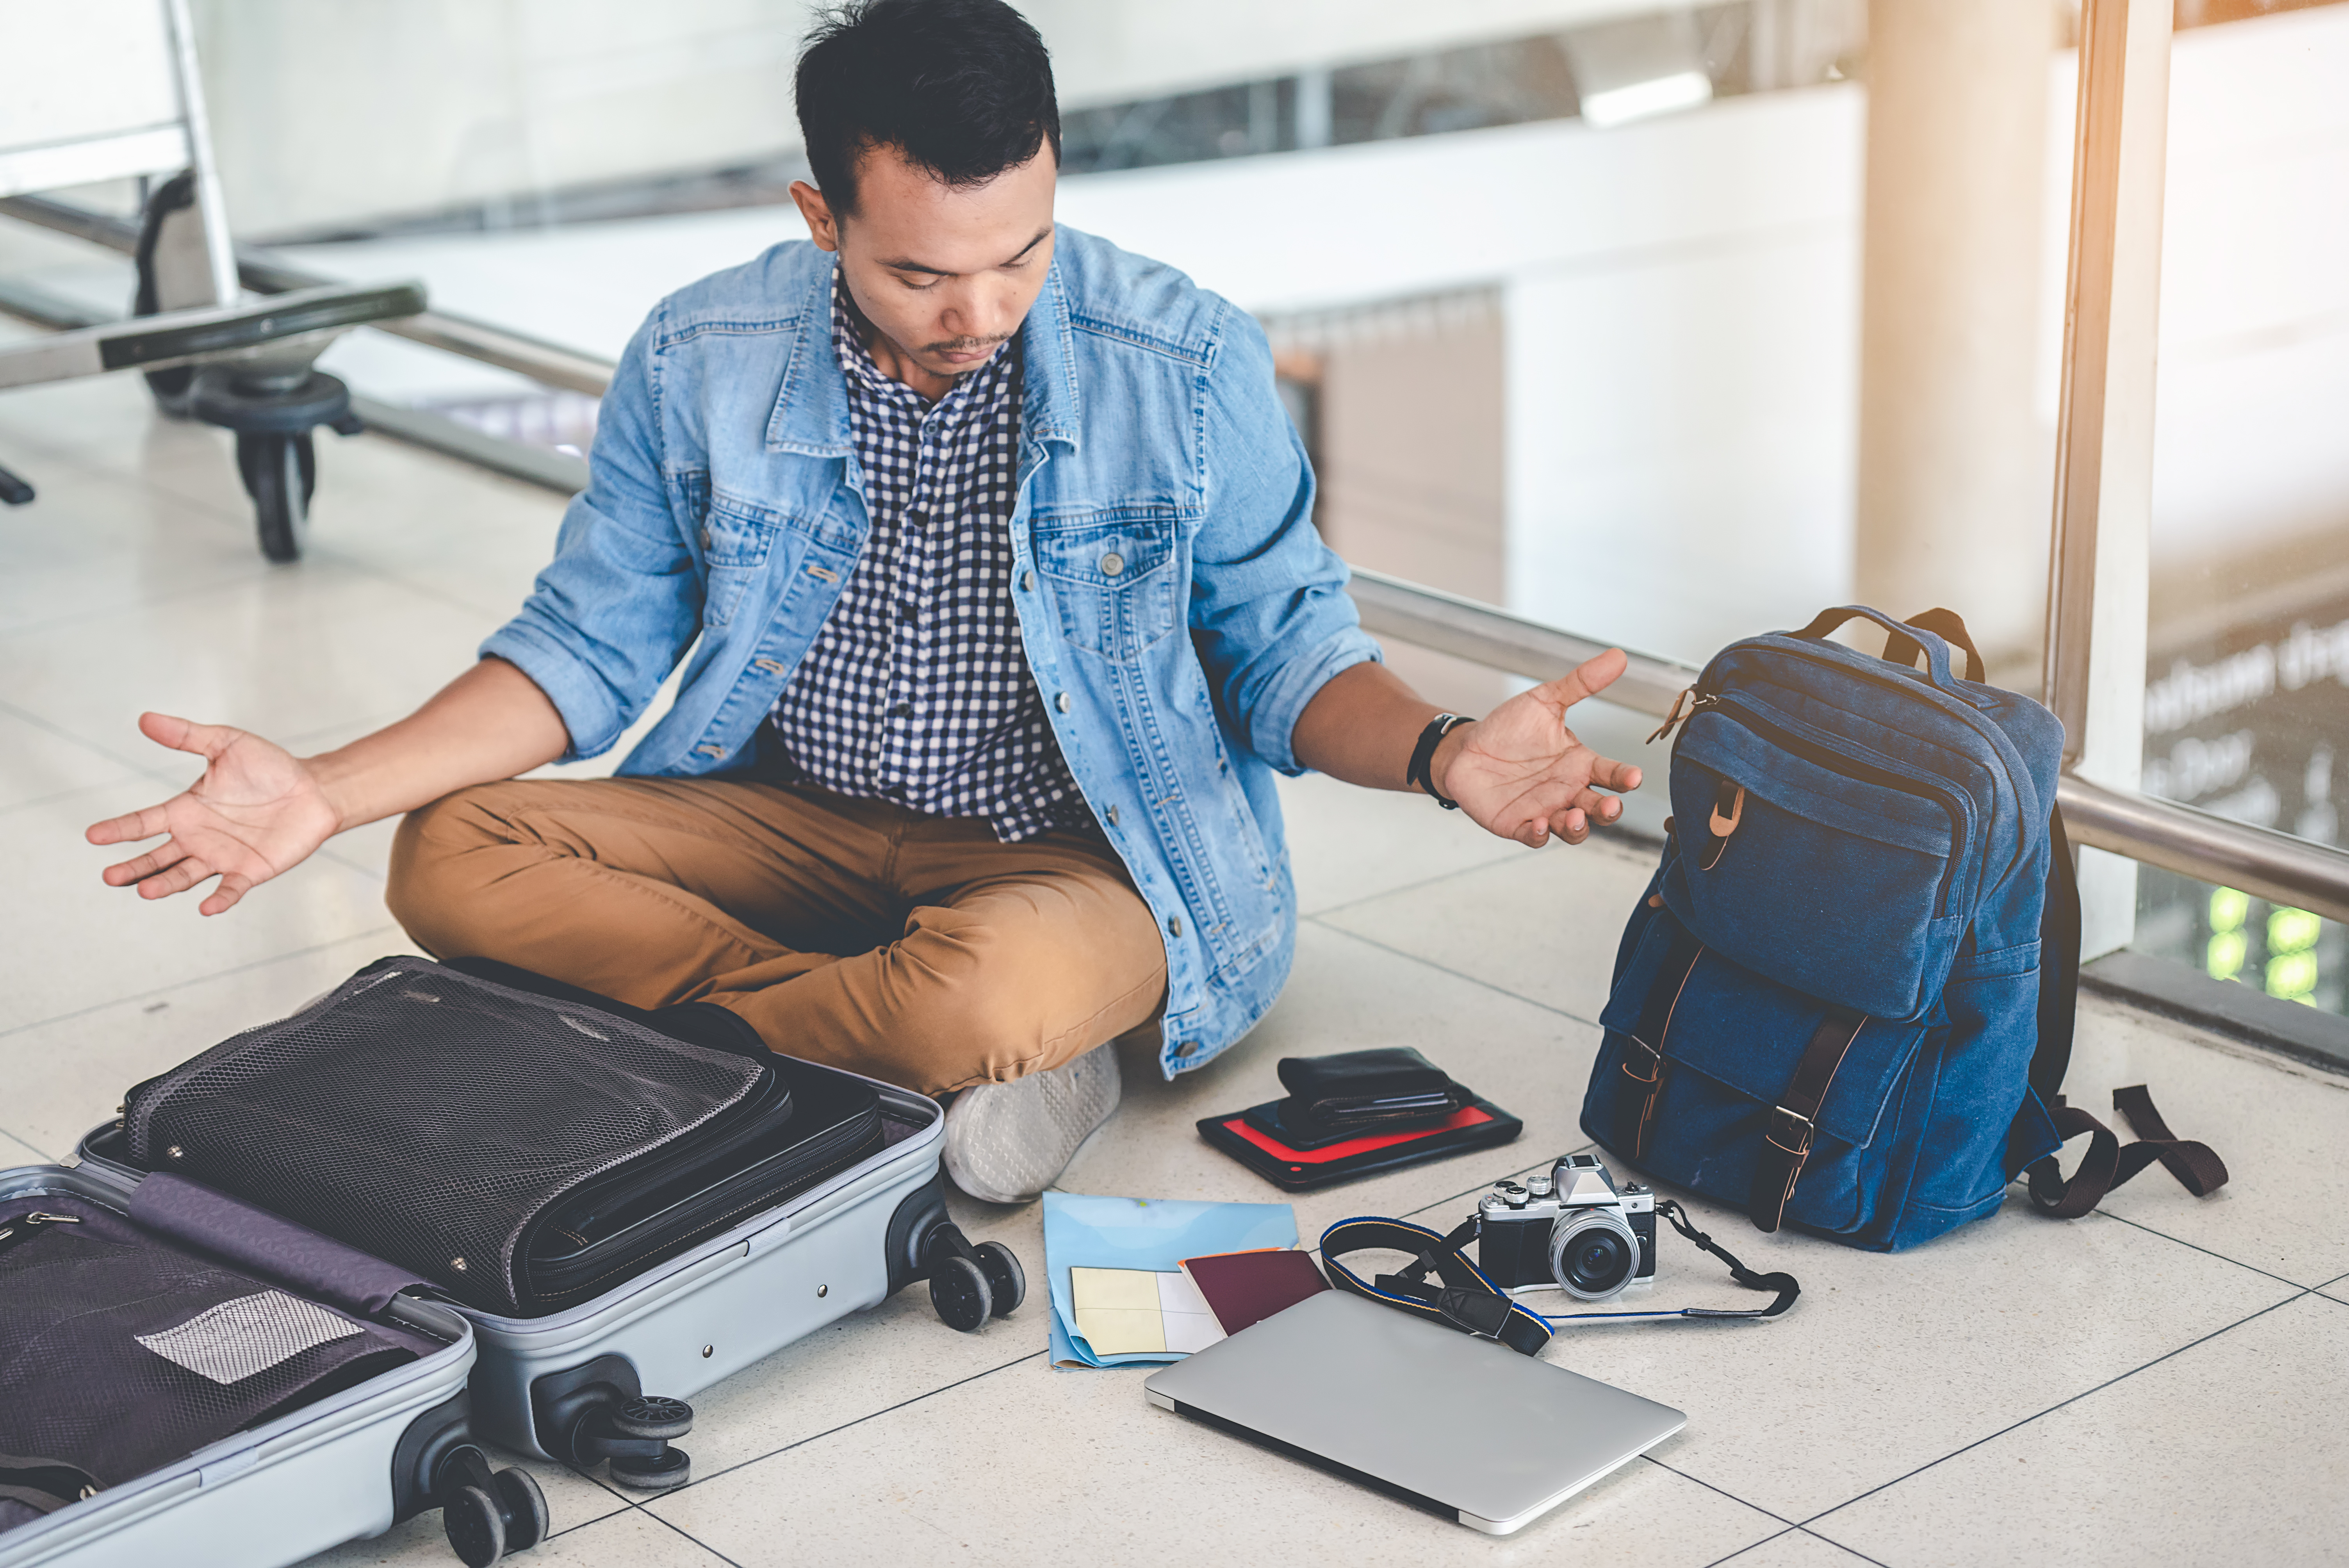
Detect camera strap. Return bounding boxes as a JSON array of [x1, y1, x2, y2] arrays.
[[1318, 1201, 1798, 1359]]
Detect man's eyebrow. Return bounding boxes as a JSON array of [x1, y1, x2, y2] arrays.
[[880, 226, 1053, 276]]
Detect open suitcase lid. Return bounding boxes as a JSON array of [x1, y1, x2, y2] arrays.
[[0, 1160, 511, 1568]]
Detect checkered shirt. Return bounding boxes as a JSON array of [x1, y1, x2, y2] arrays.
[[763, 277, 1088, 841]]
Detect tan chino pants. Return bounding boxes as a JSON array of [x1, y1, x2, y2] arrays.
[[385, 778, 1167, 1096]]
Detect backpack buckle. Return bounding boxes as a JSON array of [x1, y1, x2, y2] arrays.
[[1766, 1105, 1815, 1160], [1620, 1034, 1662, 1085]]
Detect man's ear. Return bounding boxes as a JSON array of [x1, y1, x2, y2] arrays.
[[788, 180, 839, 253]]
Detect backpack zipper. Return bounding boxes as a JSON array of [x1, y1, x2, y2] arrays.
[[1750, 642, 2034, 896], [1690, 696, 1973, 918]]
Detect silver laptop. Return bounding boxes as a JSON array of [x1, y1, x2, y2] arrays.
[[1142, 1288, 1685, 1535]]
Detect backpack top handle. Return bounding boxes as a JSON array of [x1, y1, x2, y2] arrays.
[[1788, 605, 1985, 687]]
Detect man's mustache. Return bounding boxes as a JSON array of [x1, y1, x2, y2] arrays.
[[925, 333, 1012, 356]]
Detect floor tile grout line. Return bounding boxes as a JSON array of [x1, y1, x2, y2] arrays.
[[1296, 843, 1547, 924], [1699, 1527, 1800, 1568], [1794, 1285, 2318, 1536], [0, 923, 406, 1045], [1793, 1526, 1893, 1567], [0, 693, 161, 778], [1641, 1453, 1800, 1530], [640, 1347, 1048, 1500], [637, 1503, 747, 1566], [2096, 1208, 2315, 1291], [1301, 916, 1608, 1032]]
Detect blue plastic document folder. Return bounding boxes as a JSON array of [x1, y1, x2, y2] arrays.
[[1043, 1192, 1296, 1368]]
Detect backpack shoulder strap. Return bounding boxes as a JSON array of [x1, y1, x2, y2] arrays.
[[2019, 804, 2231, 1216], [2032, 803, 2084, 1104]]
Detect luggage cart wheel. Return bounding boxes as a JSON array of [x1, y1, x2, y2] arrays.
[[608, 1445, 692, 1491], [611, 1394, 694, 1443], [930, 1253, 993, 1331], [235, 431, 315, 563], [972, 1240, 1025, 1318], [442, 1484, 506, 1568]]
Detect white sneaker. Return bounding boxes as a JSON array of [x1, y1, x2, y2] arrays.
[[941, 1043, 1123, 1204]]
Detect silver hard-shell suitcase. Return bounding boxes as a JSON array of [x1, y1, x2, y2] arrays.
[[0, 1162, 533, 1568], [77, 1063, 1016, 1493]]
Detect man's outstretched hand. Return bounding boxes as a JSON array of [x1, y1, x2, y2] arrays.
[[86, 713, 341, 916], [1434, 648, 1644, 848]]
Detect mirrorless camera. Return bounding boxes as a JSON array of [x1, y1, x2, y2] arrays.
[[1473, 1154, 1657, 1301]]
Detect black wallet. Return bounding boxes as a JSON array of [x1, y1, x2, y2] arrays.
[[1275, 1047, 1467, 1131]]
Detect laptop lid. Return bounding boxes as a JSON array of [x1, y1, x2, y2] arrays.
[[1142, 1288, 1686, 1535]]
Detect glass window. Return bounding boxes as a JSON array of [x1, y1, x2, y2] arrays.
[[2133, 0, 2349, 1013]]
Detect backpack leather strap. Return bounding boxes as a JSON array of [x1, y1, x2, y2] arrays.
[[1882, 608, 1987, 684], [1616, 928, 1703, 1160], [2025, 1085, 2230, 1217], [1749, 1008, 1868, 1233]]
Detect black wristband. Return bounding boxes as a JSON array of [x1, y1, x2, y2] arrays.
[[1408, 714, 1470, 809]]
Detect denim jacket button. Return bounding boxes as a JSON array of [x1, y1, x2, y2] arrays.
[[1019, 569, 1034, 592], [1100, 552, 1124, 577], [1106, 804, 1120, 827], [700, 527, 712, 549], [1055, 692, 1071, 713], [1169, 914, 1184, 937]]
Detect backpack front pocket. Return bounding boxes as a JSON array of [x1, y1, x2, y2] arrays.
[[1587, 914, 1928, 1241], [1665, 700, 1971, 1020]]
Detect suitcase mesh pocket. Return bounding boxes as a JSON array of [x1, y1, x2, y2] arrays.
[[124, 958, 767, 1315], [0, 1196, 428, 1502]]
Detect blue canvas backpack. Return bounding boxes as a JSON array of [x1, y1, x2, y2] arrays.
[[1580, 606, 2226, 1251]]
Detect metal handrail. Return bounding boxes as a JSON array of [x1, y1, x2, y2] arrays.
[[1352, 569, 2349, 925], [11, 193, 2344, 922], [0, 194, 616, 396]]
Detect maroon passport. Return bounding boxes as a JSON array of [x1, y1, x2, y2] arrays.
[[1178, 1247, 1331, 1336]]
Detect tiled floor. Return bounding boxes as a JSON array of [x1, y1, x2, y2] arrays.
[[4, 355, 2347, 1568]]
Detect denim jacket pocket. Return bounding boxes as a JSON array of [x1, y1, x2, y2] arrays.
[[1032, 509, 1180, 662], [700, 488, 788, 628]]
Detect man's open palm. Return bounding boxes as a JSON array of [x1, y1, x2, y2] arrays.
[[86, 713, 340, 915], [1445, 649, 1644, 848]]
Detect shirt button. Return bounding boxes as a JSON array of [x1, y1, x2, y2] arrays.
[[1100, 552, 1124, 577], [1020, 570, 1035, 592], [898, 601, 918, 622], [907, 508, 928, 527], [889, 700, 911, 718], [1055, 692, 1071, 713]]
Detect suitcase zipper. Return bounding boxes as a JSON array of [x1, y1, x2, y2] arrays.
[[1690, 696, 1973, 916], [0, 1211, 81, 1253]]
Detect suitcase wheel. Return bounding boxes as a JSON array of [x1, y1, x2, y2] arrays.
[[491, 1467, 548, 1552], [973, 1240, 1025, 1318], [930, 1253, 993, 1332], [612, 1395, 695, 1443], [608, 1445, 692, 1491], [442, 1484, 505, 1568], [433, 1444, 547, 1564]]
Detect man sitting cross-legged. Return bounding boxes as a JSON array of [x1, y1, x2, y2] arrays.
[[86, 0, 1641, 1203]]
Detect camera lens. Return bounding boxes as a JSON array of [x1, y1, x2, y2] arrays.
[[1547, 1211, 1639, 1301]]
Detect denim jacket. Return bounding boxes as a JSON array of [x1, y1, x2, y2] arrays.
[[481, 226, 1382, 1076]]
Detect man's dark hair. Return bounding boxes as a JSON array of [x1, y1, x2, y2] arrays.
[[796, 0, 1060, 217]]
